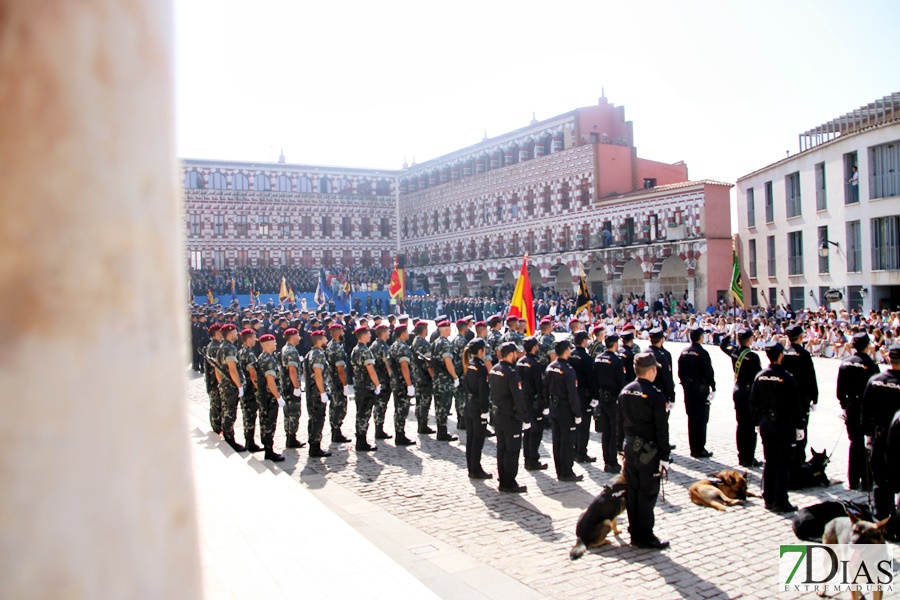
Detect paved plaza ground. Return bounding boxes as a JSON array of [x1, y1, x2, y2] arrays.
[[187, 338, 898, 599]]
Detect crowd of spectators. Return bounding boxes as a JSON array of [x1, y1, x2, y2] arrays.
[[189, 266, 394, 295]]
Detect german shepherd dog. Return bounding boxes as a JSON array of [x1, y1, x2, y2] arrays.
[[689, 470, 756, 511], [788, 448, 831, 490], [819, 511, 892, 600], [569, 473, 627, 559], [792, 500, 873, 542]]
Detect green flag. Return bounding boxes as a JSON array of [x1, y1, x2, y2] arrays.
[[730, 247, 744, 308]]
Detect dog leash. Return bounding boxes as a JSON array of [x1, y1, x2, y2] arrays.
[[659, 464, 668, 501]]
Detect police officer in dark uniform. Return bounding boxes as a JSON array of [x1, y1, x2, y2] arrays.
[[463, 338, 492, 479], [545, 340, 584, 482], [781, 324, 819, 473], [571, 331, 597, 464], [648, 327, 676, 449], [617, 325, 637, 452], [750, 341, 803, 513], [836, 331, 879, 490], [620, 351, 670, 549], [861, 343, 900, 521], [518, 337, 549, 471], [593, 334, 625, 473], [490, 342, 532, 493], [886, 407, 900, 538], [720, 328, 762, 467], [678, 327, 716, 458]]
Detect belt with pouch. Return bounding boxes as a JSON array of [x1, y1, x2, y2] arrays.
[[624, 435, 659, 465]]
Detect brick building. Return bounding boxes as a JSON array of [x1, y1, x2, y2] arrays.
[[182, 92, 734, 306]]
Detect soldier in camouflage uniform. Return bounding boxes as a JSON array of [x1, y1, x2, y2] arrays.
[[389, 325, 417, 446], [536, 317, 557, 368], [204, 323, 224, 434], [304, 329, 333, 457], [350, 326, 381, 451], [256, 334, 285, 462], [238, 328, 263, 452], [566, 317, 584, 346], [474, 321, 492, 368], [430, 320, 459, 442], [280, 328, 306, 449], [370, 324, 394, 440], [216, 324, 247, 452], [501, 315, 525, 351], [588, 324, 607, 358], [326, 322, 352, 443], [451, 319, 470, 430], [487, 315, 504, 365], [411, 321, 436, 434]]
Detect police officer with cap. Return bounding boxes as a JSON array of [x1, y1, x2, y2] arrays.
[[837, 331, 879, 490], [463, 338, 492, 479], [571, 331, 597, 464], [749, 341, 803, 513], [861, 342, 900, 522], [616, 323, 638, 451], [490, 341, 532, 493], [678, 327, 716, 458], [620, 351, 671, 549], [518, 336, 549, 471], [593, 334, 626, 473], [544, 340, 584, 482], [781, 324, 819, 474], [720, 328, 762, 467], [648, 327, 676, 449]]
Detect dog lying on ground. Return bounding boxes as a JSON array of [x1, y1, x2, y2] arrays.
[[788, 448, 831, 490], [819, 511, 892, 600], [689, 470, 756, 511], [792, 500, 873, 542], [569, 473, 627, 559]]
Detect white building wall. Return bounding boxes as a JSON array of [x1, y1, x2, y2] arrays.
[[736, 121, 900, 313]]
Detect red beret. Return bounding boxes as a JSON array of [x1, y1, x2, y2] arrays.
[[220, 324, 237, 333], [622, 323, 635, 331], [284, 328, 299, 337], [474, 321, 487, 328], [414, 321, 429, 331], [258, 334, 275, 342], [456, 319, 468, 327], [375, 323, 390, 331], [310, 329, 326, 337], [394, 324, 408, 332], [436, 320, 451, 328], [240, 328, 256, 338], [328, 322, 344, 330], [568, 317, 580, 325], [208, 323, 222, 333], [506, 315, 519, 323], [592, 324, 606, 332], [354, 325, 370, 335], [540, 317, 552, 325]]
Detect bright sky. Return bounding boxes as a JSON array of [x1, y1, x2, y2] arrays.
[[175, 0, 899, 191]]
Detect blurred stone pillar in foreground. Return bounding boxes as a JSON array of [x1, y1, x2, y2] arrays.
[[0, 1, 202, 598]]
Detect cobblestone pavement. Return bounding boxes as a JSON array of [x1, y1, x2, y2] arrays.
[[188, 341, 897, 599]]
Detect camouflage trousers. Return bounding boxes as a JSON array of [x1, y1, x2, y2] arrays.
[[454, 387, 466, 422], [329, 390, 347, 431], [373, 382, 392, 429], [355, 388, 376, 437], [207, 380, 222, 433], [218, 382, 240, 439], [415, 385, 433, 424], [394, 390, 412, 434], [241, 385, 258, 443], [257, 395, 278, 448], [433, 377, 454, 427], [306, 391, 327, 445], [283, 385, 302, 437]]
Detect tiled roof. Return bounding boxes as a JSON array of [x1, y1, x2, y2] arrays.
[[611, 179, 732, 199]]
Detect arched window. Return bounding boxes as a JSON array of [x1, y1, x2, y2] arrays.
[[337, 178, 351, 192], [357, 179, 371, 195], [254, 173, 270, 191], [319, 177, 332, 194], [210, 172, 227, 190], [298, 176, 312, 193], [232, 172, 249, 191], [496, 202, 503, 222], [185, 170, 204, 189], [276, 175, 291, 192], [376, 180, 391, 195]]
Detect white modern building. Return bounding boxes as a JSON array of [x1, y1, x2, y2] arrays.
[[736, 92, 900, 313]]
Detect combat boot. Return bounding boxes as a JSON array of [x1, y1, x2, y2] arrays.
[[244, 438, 264, 453], [264, 447, 285, 462], [285, 436, 306, 449], [374, 427, 393, 440], [418, 421, 435, 434], [332, 428, 351, 443], [309, 444, 332, 458], [395, 432, 416, 446], [355, 435, 376, 452], [457, 419, 466, 431], [436, 426, 458, 442], [224, 435, 246, 452]]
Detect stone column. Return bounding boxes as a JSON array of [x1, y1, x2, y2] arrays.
[[0, 2, 202, 599]]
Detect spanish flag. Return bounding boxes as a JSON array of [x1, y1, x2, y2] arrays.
[[508, 255, 535, 336], [279, 277, 289, 303], [207, 287, 217, 305], [389, 258, 405, 300], [288, 285, 296, 304]]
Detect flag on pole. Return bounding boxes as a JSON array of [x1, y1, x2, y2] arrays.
[[288, 285, 295, 304], [206, 287, 217, 305], [508, 255, 535, 336], [230, 278, 238, 303], [575, 272, 591, 316], [389, 258, 405, 300], [314, 268, 328, 308], [279, 277, 289, 304], [730, 240, 745, 309]]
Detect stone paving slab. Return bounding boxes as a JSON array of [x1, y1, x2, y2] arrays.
[[188, 341, 898, 600]]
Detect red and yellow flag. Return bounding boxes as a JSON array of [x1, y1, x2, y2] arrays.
[[389, 258, 405, 300], [508, 255, 535, 336]]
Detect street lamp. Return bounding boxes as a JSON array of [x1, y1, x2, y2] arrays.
[[819, 239, 840, 257]]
